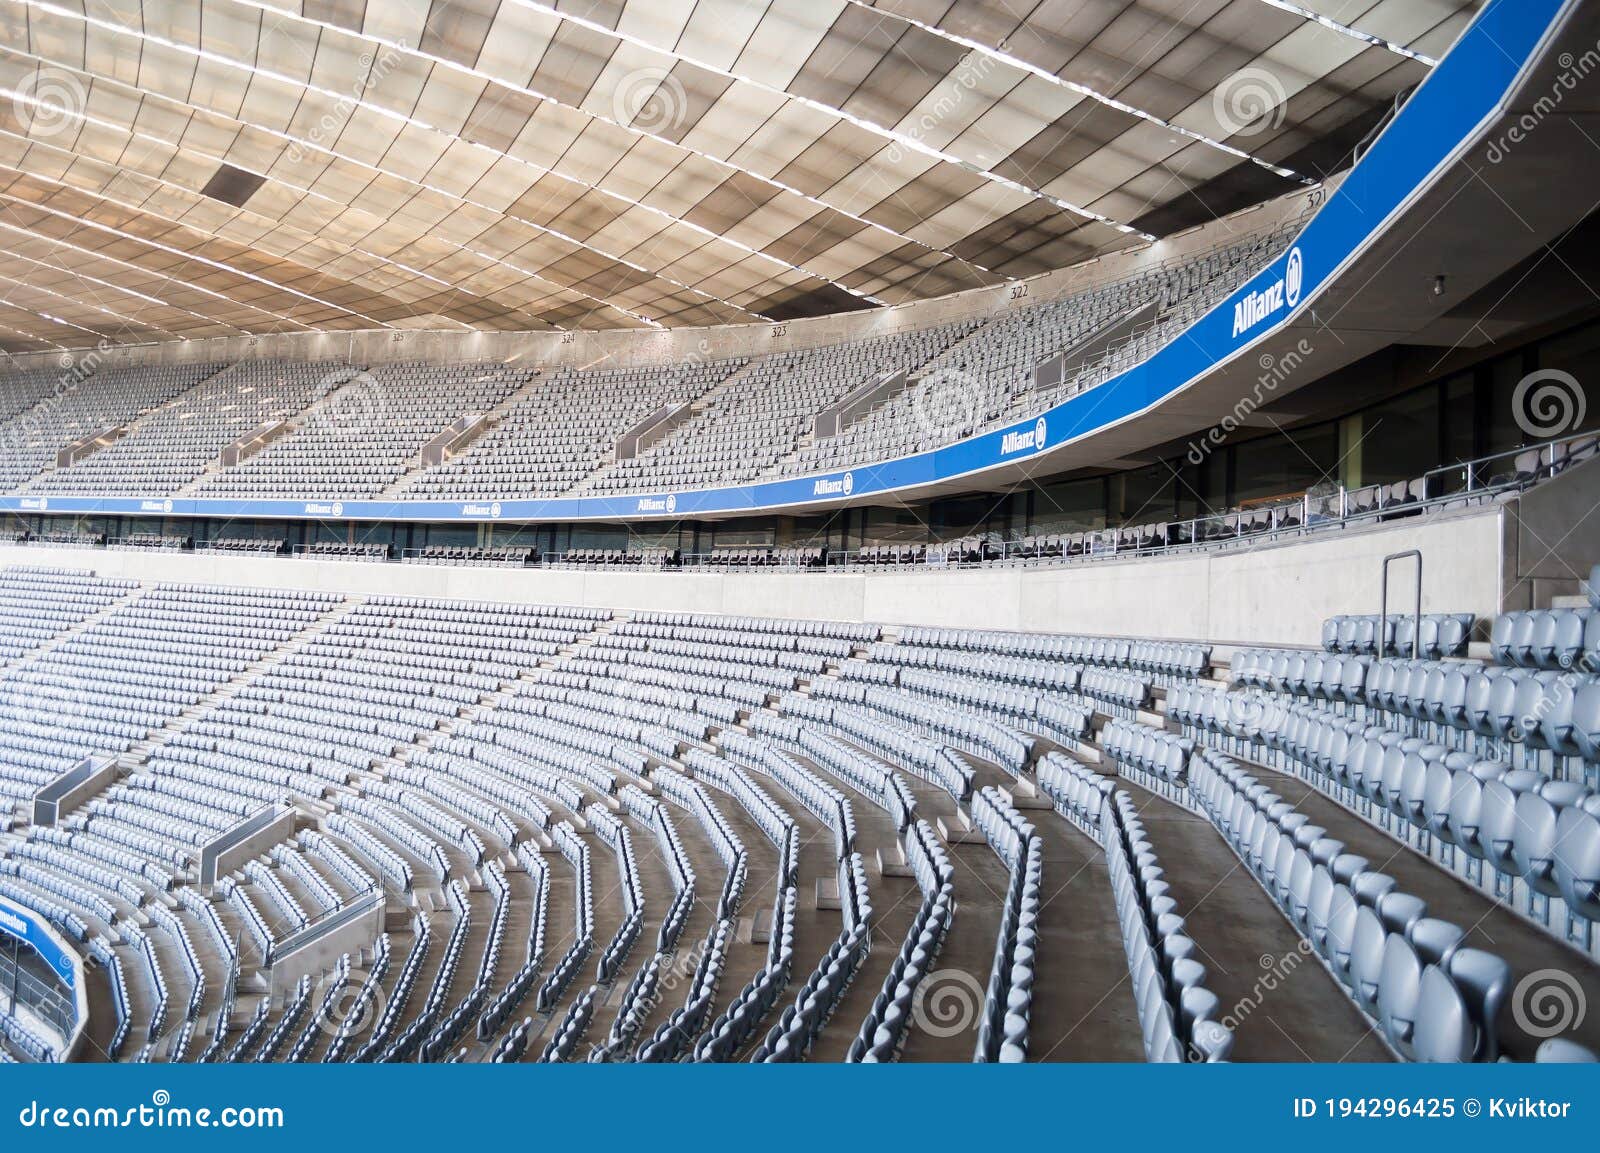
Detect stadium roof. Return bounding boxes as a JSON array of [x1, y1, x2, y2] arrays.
[[0, 0, 1478, 350]]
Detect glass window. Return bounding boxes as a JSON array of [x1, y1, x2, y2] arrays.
[[1031, 476, 1105, 533]]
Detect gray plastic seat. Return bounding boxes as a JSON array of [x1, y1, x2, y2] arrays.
[[1535, 1037, 1599, 1062], [1377, 890, 1427, 937], [1323, 886, 1360, 977], [1409, 918, 1465, 968], [1573, 681, 1600, 762], [1447, 948, 1510, 1061], [1553, 806, 1600, 921], [1411, 965, 1475, 1062], [1377, 933, 1424, 1050], [1490, 614, 1518, 665], [1512, 788, 1571, 898], [1349, 906, 1388, 1007]]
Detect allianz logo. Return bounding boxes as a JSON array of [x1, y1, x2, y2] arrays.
[[140, 499, 174, 514], [1231, 246, 1304, 338], [635, 494, 677, 514], [19, 497, 47, 511], [303, 501, 344, 517], [461, 502, 502, 518], [812, 471, 855, 497], [1002, 417, 1048, 456]]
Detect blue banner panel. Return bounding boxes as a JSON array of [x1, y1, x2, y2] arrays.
[[0, 898, 75, 990], [0, 1063, 1592, 1153]]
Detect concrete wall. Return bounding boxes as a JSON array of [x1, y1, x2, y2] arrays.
[[202, 807, 298, 887], [1501, 453, 1600, 610], [0, 503, 1502, 646]]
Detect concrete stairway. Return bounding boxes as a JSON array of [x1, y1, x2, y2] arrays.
[[373, 369, 553, 500], [561, 360, 768, 496], [121, 596, 366, 767]]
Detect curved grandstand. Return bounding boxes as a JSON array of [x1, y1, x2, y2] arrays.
[[2, 0, 1600, 1070]]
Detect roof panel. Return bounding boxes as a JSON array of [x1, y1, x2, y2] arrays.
[[0, 0, 1485, 344]]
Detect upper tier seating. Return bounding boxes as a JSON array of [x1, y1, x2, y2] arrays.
[[0, 366, 82, 427], [591, 321, 981, 493], [395, 360, 745, 500], [788, 224, 1295, 478], [192, 363, 535, 499], [28, 361, 356, 496], [0, 223, 1308, 505], [0, 364, 225, 492]]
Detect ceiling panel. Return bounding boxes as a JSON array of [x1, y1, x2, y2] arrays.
[[0, 0, 1482, 350]]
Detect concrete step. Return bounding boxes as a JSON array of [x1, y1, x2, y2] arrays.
[[375, 370, 552, 499], [120, 596, 365, 766], [0, 584, 148, 678]]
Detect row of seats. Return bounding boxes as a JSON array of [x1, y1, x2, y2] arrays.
[[1189, 751, 1512, 1061], [849, 820, 954, 1062], [969, 788, 1042, 1062], [1174, 686, 1600, 956], [1222, 652, 1600, 781], [1101, 719, 1194, 799], [1322, 614, 1474, 658], [1491, 572, 1600, 668], [1103, 787, 1231, 1062], [410, 545, 531, 567], [792, 226, 1293, 478]]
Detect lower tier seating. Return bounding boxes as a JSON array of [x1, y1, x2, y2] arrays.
[[0, 564, 1595, 1067]]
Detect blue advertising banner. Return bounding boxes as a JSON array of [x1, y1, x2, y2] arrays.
[[0, 0, 1565, 528], [0, 1062, 1592, 1151], [0, 898, 76, 990]]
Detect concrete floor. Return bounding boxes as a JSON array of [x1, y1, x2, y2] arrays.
[[1237, 756, 1600, 1058], [962, 754, 1147, 1061], [1111, 775, 1391, 1061]]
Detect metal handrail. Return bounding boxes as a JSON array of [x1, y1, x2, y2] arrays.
[[1380, 549, 1424, 660]]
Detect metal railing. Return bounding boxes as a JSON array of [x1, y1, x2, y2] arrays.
[[0, 952, 74, 1040], [10, 429, 1593, 574], [268, 888, 383, 968], [539, 429, 1598, 573], [1380, 550, 1424, 661]]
